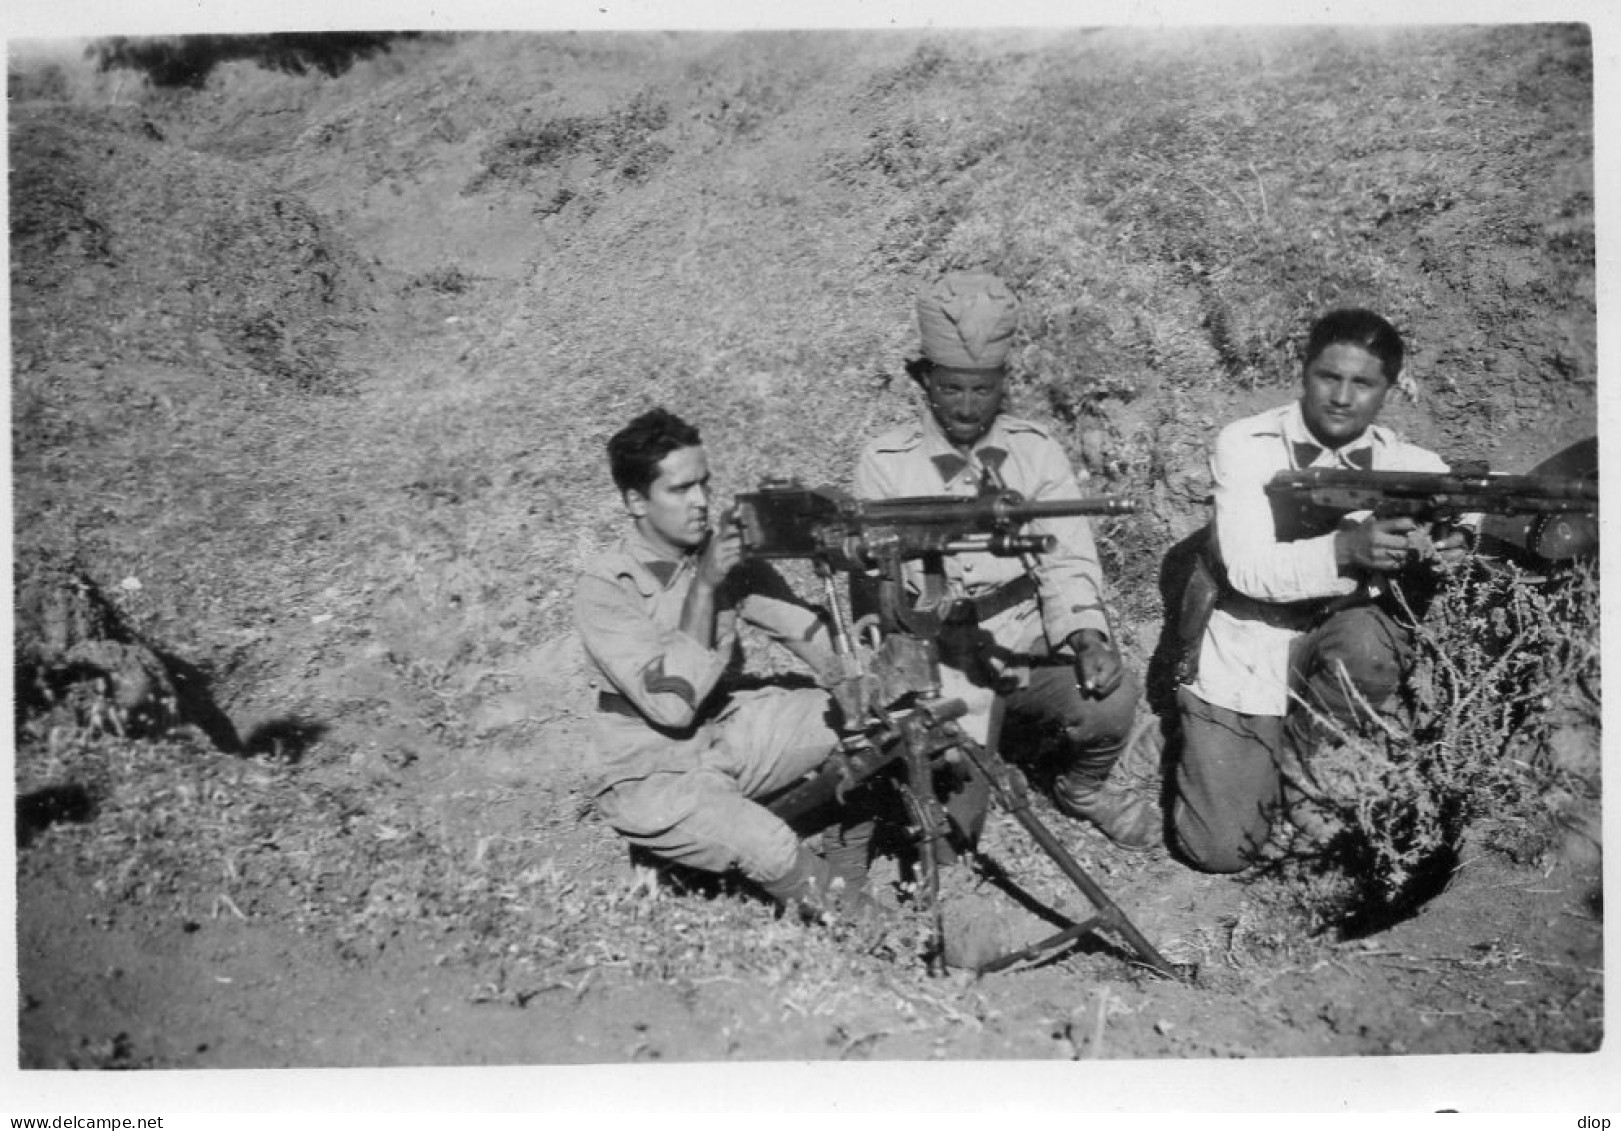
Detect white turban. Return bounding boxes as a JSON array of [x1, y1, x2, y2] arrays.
[[916, 271, 1019, 369]]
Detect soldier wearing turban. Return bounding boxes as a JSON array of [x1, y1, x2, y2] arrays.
[[852, 271, 1154, 855]]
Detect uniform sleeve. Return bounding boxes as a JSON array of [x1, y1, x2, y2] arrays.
[[731, 559, 839, 679], [1212, 425, 1351, 603], [574, 568, 728, 729], [731, 559, 826, 644], [1023, 437, 1112, 644]]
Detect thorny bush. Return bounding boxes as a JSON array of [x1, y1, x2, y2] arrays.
[[1269, 559, 1601, 934]]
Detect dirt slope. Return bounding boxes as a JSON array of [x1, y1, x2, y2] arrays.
[[7, 26, 1606, 1104]]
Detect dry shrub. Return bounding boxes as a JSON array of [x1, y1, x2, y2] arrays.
[[465, 93, 670, 194], [9, 106, 370, 391], [1269, 559, 1600, 934]]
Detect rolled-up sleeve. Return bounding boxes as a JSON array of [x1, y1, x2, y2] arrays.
[[1212, 424, 1352, 604], [575, 571, 728, 730], [731, 560, 825, 644]]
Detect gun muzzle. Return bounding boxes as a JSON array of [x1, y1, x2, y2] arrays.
[[943, 532, 1057, 556]]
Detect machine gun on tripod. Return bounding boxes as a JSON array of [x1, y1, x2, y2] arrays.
[[735, 480, 1183, 980]]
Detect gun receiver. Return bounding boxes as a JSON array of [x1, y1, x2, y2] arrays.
[[735, 480, 1138, 571]]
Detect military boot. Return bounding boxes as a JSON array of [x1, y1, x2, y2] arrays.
[[764, 843, 906, 962], [762, 842, 896, 927], [759, 844, 839, 921], [820, 815, 876, 897], [1053, 740, 1159, 851]]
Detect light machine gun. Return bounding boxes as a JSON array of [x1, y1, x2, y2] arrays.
[[1264, 465, 1600, 563], [735, 480, 1182, 980]]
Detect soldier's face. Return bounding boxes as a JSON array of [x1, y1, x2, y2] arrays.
[[1299, 343, 1392, 449], [627, 445, 712, 553], [926, 367, 1005, 448]]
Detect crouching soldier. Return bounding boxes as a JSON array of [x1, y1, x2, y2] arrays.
[[575, 407, 874, 919]]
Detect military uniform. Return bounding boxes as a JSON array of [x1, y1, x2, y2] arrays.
[[853, 410, 1140, 815], [575, 523, 839, 888], [848, 269, 1149, 852], [1173, 401, 1449, 872]]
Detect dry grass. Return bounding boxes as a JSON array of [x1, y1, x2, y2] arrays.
[[9, 26, 1600, 1061]]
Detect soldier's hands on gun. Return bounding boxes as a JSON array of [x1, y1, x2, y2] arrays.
[[1336, 515, 1472, 574], [695, 504, 744, 587], [1067, 627, 1125, 699]]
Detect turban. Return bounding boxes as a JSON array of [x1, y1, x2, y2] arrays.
[[916, 271, 1019, 370]]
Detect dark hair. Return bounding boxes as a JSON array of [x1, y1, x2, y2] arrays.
[[607, 407, 702, 496], [1303, 308, 1405, 380]]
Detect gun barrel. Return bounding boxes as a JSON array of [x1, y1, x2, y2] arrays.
[[1267, 468, 1599, 512], [735, 482, 1139, 565], [943, 532, 1058, 556], [859, 493, 1138, 526]]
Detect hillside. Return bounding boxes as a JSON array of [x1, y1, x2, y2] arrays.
[[8, 27, 1604, 1097]]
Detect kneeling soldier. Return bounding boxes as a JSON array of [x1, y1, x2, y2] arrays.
[[1172, 309, 1473, 872]]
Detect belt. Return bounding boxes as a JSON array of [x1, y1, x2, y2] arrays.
[[967, 573, 1038, 623], [1217, 589, 1338, 632]]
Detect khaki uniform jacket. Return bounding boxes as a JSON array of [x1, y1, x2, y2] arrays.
[[853, 411, 1113, 682], [575, 524, 826, 793]]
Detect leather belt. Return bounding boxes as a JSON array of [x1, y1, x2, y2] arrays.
[[1217, 589, 1336, 632], [968, 573, 1038, 622]]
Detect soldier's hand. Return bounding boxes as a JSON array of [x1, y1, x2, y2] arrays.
[[1431, 522, 1473, 567], [1337, 515, 1422, 573], [695, 507, 743, 588], [1069, 628, 1124, 699]]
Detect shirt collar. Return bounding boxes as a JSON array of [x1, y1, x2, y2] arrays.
[[626, 522, 693, 586], [920, 412, 1011, 488], [1283, 401, 1379, 469]]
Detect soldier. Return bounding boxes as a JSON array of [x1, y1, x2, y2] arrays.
[[1172, 308, 1472, 872], [575, 407, 873, 917], [853, 271, 1154, 850]]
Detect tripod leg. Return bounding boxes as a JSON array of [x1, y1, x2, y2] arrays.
[[902, 708, 964, 970], [953, 735, 1182, 980]]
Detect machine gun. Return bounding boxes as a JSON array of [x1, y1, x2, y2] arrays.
[[1264, 464, 1600, 563], [736, 481, 1137, 568], [737, 480, 1137, 638], [735, 480, 1182, 980]]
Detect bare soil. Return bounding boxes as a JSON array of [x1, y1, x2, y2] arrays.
[[7, 26, 1610, 1112]]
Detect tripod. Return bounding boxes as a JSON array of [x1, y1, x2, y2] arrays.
[[766, 562, 1182, 980]]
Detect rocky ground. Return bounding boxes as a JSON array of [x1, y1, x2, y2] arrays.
[[6, 25, 1610, 1113]]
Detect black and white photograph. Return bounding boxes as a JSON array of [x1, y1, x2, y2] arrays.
[[5, 0, 1614, 1119]]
